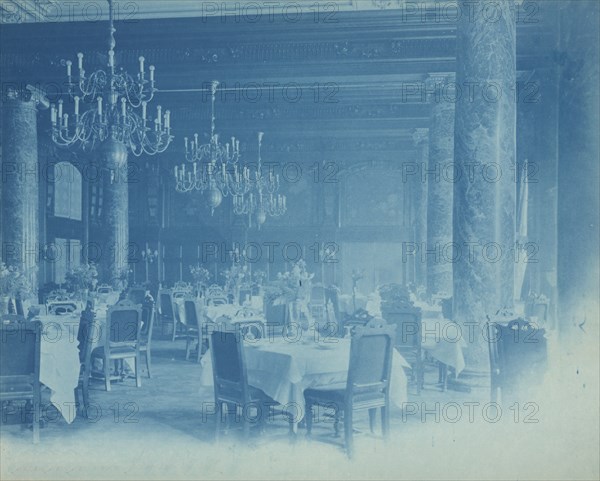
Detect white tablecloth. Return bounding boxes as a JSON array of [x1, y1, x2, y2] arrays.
[[200, 337, 409, 417], [204, 304, 266, 327], [412, 302, 467, 375], [37, 315, 82, 423]]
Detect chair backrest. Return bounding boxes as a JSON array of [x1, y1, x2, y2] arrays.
[[487, 318, 548, 392], [127, 287, 147, 305], [239, 288, 252, 304], [158, 289, 174, 318], [346, 324, 396, 398], [310, 284, 326, 306], [265, 301, 286, 327], [105, 303, 142, 347], [173, 281, 193, 292], [183, 298, 200, 329], [206, 284, 228, 306], [209, 330, 249, 402], [140, 297, 155, 343], [45, 289, 71, 302], [381, 302, 421, 349], [47, 301, 78, 316], [96, 284, 113, 295], [15, 298, 25, 316], [77, 303, 96, 364], [208, 296, 228, 306], [0, 318, 41, 383]]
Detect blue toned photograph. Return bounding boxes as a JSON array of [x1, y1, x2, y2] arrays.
[[0, 1, 598, 480]]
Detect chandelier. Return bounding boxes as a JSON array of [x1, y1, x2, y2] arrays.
[[174, 80, 249, 213], [49, 0, 173, 156], [233, 132, 287, 227]]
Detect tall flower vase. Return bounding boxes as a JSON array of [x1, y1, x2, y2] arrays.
[[0, 296, 10, 316], [286, 301, 300, 331]]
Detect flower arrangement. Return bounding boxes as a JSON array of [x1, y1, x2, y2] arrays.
[[113, 266, 131, 292], [65, 263, 98, 293], [0, 263, 35, 299], [264, 260, 314, 306], [252, 270, 267, 288], [222, 263, 249, 296], [378, 283, 412, 311], [190, 265, 211, 288]]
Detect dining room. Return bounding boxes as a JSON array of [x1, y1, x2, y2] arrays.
[[0, 1, 598, 480]]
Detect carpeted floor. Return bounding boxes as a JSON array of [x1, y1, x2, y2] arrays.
[[1, 339, 598, 481]]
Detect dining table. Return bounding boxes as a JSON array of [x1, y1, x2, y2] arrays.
[[199, 335, 409, 434], [34, 303, 114, 423], [34, 311, 84, 424]]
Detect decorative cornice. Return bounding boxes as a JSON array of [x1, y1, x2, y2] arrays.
[[2, 84, 49, 108]]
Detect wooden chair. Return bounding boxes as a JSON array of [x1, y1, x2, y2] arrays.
[[209, 330, 275, 439], [232, 307, 265, 340], [75, 303, 95, 416], [381, 300, 423, 394], [206, 284, 228, 306], [487, 318, 548, 405], [238, 288, 252, 306], [304, 323, 396, 458], [157, 288, 177, 340], [91, 301, 142, 391], [126, 286, 147, 305], [0, 317, 42, 443], [139, 297, 156, 377], [309, 284, 327, 325], [45, 289, 71, 303], [46, 300, 78, 316], [182, 298, 206, 362]]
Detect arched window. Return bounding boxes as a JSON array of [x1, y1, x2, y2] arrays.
[[53, 161, 82, 221]]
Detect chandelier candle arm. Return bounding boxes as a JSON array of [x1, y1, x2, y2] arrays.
[[50, 0, 172, 156]]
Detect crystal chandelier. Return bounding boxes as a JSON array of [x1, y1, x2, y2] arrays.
[[233, 132, 287, 227], [174, 80, 249, 213], [49, 0, 173, 156]]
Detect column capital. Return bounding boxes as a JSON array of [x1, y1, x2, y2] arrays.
[[412, 128, 429, 146], [3, 85, 49, 109]]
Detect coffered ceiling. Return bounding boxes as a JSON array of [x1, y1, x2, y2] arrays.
[[1, 2, 559, 164]]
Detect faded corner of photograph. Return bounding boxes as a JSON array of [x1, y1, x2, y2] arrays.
[[0, 0, 598, 480]]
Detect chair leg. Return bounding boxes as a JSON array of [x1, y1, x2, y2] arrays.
[[104, 355, 111, 392], [82, 372, 90, 416], [196, 333, 203, 363], [171, 321, 177, 342], [33, 387, 40, 444], [381, 405, 390, 439], [185, 336, 191, 361], [243, 408, 251, 439], [144, 350, 152, 378], [368, 408, 377, 433], [305, 401, 313, 436], [344, 408, 353, 458], [135, 354, 142, 388], [215, 401, 222, 441], [333, 410, 341, 438]]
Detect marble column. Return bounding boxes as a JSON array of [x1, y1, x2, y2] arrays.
[[1, 86, 48, 294], [557, 0, 600, 330], [411, 129, 429, 290], [426, 75, 454, 297], [453, 0, 517, 366], [98, 139, 130, 287]]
